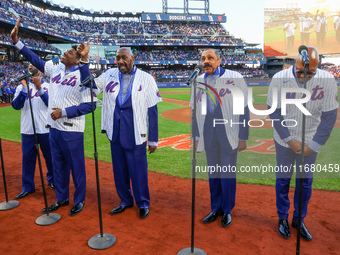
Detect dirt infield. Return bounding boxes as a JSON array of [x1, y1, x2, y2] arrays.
[[264, 37, 340, 57], [0, 140, 340, 255]]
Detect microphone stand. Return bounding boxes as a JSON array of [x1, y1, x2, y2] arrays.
[[296, 63, 308, 255], [178, 76, 206, 255], [23, 77, 61, 226], [87, 78, 116, 250], [0, 137, 20, 210]]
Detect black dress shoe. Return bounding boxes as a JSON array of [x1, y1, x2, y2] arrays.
[[15, 190, 35, 199], [48, 183, 55, 190], [42, 200, 69, 213], [69, 202, 85, 216], [278, 219, 291, 239], [139, 208, 150, 219], [292, 219, 312, 241], [221, 213, 232, 228], [203, 211, 222, 224], [110, 205, 133, 215]]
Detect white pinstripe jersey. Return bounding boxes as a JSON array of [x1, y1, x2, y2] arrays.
[[44, 62, 96, 132], [13, 82, 50, 135], [267, 67, 339, 148], [94, 67, 162, 144], [190, 69, 248, 151]]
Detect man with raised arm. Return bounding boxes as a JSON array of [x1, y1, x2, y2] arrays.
[[11, 18, 96, 216]]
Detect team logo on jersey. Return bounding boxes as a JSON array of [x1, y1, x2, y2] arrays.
[[51, 74, 77, 87], [197, 82, 222, 106], [27, 87, 48, 99], [156, 90, 161, 97], [106, 81, 119, 93], [310, 85, 324, 101], [138, 85, 142, 91], [286, 92, 296, 99]]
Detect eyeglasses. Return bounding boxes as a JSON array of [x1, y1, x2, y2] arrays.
[[295, 70, 316, 77]]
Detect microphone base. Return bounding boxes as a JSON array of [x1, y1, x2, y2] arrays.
[[0, 200, 20, 210]]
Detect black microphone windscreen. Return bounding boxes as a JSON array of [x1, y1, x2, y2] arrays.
[[30, 69, 38, 76], [298, 45, 308, 55], [195, 64, 203, 73], [93, 70, 102, 78]]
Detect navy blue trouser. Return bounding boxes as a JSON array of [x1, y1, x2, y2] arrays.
[[21, 133, 54, 192], [205, 131, 237, 214], [110, 137, 150, 209], [275, 141, 317, 223], [49, 128, 86, 204]]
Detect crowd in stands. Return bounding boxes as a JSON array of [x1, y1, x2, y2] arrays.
[[118, 49, 266, 62], [0, 32, 60, 52], [146, 67, 270, 82], [0, 0, 245, 45], [320, 65, 340, 78], [0, 61, 25, 103], [0, 61, 51, 103]]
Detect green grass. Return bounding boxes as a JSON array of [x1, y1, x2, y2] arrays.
[[161, 93, 191, 101], [1, 88, 339, 191], [160, 86, 270, 105], [159, 88, 190, 92]]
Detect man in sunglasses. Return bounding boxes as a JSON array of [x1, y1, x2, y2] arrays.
[[267, 46, 339, 241]]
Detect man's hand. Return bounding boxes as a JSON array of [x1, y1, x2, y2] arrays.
[[77, 40, 90, 62], [20, 79, 27, 87], [31, 76, 41, 91], [148, 145, 157, 154], [51, 108, 62, 121], [290, 139, 302, 154], [237, 140, 247, 152], [11, 18, 20, 44], [302, 144, 314, 157]]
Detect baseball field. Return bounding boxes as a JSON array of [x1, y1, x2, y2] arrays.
[[264, 18, 340, 56], [0, 86, 340, 254]]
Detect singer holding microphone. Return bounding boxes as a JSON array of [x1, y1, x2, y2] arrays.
[[191, 49, 249, 228], [11, 64, 55, 199], [11, 18, 96, 216], [267, 46, 338, 241]]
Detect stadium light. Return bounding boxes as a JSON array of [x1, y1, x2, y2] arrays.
[[50, 1, 54, 6], [70, 5, 75, 11], [132, 10, 137, 15], [100, 9, 104, 15], [43, 0, 47, 3], [59, 3, 64, 9], [121, 10, 125, 15], [80, 7, 85, 12], [109, 10, 114, 15], [90, 9, 94, 14]]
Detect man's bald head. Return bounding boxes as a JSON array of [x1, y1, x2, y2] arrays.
[[294, 46, 319, 83], [295, 46, 319, 70], [117, 47, 133, 56]]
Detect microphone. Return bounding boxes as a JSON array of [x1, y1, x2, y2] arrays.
[[80, 70, 102, 87], [15, 69, 38, 82], [0, 72, 5, 77], [298, 45, 309, 67], [186, 64, 203, 85]]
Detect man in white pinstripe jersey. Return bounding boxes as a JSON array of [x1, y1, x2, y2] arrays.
[[11, 18, 96, 216], [267, 47, 339, 241], [12, 64, 55, 199], [191, 49, 250, 228], [78, 46, 162, 219]]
